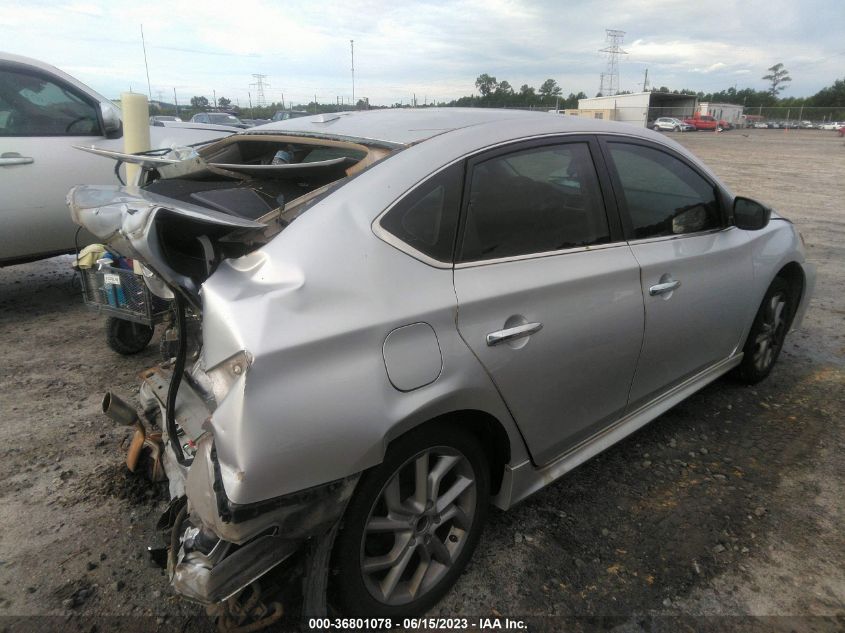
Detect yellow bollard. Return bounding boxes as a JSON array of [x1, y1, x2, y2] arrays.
[[121, 92, 151, 185]]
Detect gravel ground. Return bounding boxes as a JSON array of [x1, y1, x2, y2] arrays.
[[0, 129, 842, 632]]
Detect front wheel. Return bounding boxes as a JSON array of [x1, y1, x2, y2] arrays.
[[674, 125, 680, 132], [331, 423, 489, 617], [735, 278, 794, 384], [652, 125, 660, 131]]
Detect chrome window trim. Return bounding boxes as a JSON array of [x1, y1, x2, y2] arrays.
[[454, 241, 625, 269], [626, 225, 736, 246]]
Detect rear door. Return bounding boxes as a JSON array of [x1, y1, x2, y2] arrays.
[[600, 139, 755, 408], [453, 137, 644, 465]]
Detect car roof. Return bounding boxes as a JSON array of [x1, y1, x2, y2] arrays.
[[244, 107, 657, 147]]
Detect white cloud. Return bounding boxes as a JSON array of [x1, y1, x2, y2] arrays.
[[1, 0, 840, 104]]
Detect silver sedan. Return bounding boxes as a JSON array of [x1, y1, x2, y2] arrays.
[[70, 108, 814, 621]]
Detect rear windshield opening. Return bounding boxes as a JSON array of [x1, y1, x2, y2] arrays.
[[142, 135, 385, 221]]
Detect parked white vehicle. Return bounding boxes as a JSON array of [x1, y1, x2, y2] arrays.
[[0, 52, 238, 265], [819, 121, 841, 131], [651, 117, 694, 132]]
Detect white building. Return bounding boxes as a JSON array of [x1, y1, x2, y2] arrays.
[[699, 102, 744, 125], [577, 91, 699, 127]]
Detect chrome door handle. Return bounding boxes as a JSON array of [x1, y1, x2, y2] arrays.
[[486, 322, 543, 346], [649, 279, 681, 296], [0, 153, 34, 166]]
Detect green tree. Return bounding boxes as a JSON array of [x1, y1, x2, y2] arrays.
[[538, 78, 562, 101], [475, 74, 498, 97], [217, 96, 231, 108], [807, 77, 845, 107], [190, 95, 209, 108], [497, 80, 514, 95], [519, 84, 536, 100], [762, 63, 792, 97]]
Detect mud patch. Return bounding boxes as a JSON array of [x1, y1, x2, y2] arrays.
[[82, 462, 168, 505]]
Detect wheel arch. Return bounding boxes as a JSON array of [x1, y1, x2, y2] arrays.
[[385, 409, 513, 496], [774, 261, 805, 321]]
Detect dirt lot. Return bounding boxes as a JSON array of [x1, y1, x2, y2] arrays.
[[0, 129, 843, 632]]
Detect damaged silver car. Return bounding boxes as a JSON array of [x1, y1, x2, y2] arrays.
[[69, 108, 815, 624]]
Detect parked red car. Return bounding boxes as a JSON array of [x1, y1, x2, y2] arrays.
[[683, 114, 731, 131]]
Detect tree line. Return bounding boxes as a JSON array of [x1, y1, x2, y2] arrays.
[[155, 63, 844, 120]]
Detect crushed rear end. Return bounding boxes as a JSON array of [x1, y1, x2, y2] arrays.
[[68, 131, 396, 621]]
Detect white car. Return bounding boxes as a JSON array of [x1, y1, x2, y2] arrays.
[[819, 121, 841, 131], [0, 52, 238, 265], [651, 117, 693, 132]]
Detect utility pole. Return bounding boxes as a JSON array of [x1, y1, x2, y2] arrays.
[[173, 87, 178, 117], [350, 39, 355, 107], [248, 91, 253, 118], [140, 24, 152, 100], [213, 89, 217, 109], [642, 68, 649, 92]]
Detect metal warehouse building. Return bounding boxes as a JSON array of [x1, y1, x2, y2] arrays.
[[573, 91, 699, 127]]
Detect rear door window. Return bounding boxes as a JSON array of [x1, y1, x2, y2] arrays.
[[459, 142, 611, 262]]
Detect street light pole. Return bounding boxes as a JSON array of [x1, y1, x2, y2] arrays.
[[351, 39, 355, 107]]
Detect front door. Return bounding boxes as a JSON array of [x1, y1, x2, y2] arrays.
[[601, 140, 755, 408]]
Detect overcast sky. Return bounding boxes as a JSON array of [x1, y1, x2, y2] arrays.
[[2, 0, 843, 107]]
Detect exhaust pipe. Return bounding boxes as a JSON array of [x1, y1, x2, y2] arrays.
[[102, 391, 140, 426]]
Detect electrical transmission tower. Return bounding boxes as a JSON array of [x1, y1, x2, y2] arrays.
[[599, 29, 627, 96], [250, 74, 269, 107]]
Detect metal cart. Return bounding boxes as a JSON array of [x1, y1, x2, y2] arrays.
[[79, 264, 171, 355]]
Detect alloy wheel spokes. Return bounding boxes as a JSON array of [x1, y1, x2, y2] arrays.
[[360, 447, 477, 605], [754, 293, 787, 371]]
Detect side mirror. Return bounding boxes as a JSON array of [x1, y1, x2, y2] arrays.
[[734, 197, 771, 231], [100, 102, 122, 138]]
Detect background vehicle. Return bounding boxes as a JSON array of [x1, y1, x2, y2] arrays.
[[0, 52, 236, 265], [70, 109, 814, 622], [271, 109, 312, 121], [683, 113, 730, 131], [190, 112, 250, 128], [651, 117, 694, 132], [150, 115, 182, 124]]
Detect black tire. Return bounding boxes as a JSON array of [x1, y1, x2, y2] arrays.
[[331, 422, 490, 618], [106, 317, 154, 355], [735, 278, 794, 384], [652, 125, 660, 131], [674, 125, 680, 132]]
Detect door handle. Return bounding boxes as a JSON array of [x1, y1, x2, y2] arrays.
[[486, 322, 543, 346], [649, 279, 681, 296], [0, 153, 34, 166]]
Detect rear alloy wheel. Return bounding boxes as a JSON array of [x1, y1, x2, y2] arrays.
[[331, 424, 489, 617], [652, 125, 660, 131], [736, 278, 793, 384]]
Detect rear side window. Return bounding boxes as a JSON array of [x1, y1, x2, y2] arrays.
[[379, 162, 462, 262], [607, 143, 720, 239], [459, 142, 610, 262]]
